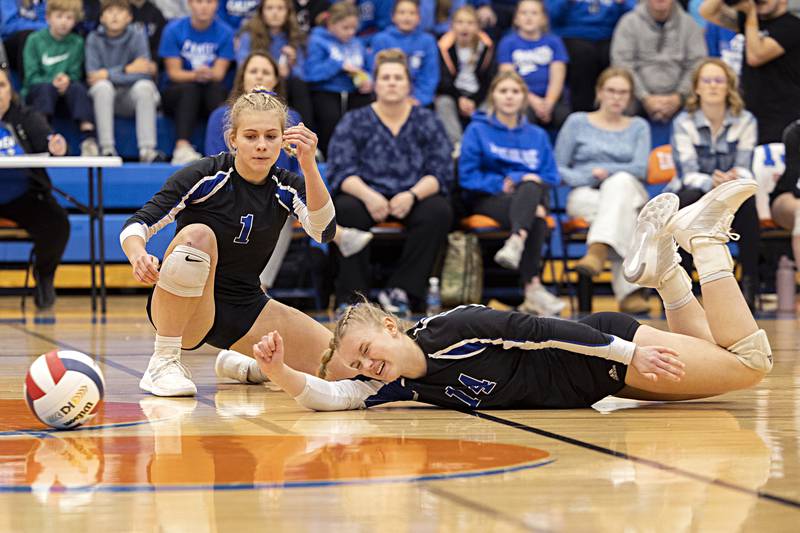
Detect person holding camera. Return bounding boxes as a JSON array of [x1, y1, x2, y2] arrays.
[[699, 0, 800, 143]]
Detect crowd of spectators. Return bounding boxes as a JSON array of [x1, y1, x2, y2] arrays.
[[1, 0, 799, 313]]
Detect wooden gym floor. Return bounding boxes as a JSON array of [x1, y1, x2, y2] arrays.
[[0, 295, 798, 532]]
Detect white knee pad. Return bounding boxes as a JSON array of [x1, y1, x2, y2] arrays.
[[727, 329, 773, 373], [157, 245, 211, 297]]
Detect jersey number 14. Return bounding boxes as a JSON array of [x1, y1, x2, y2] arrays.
[[445, 373, 496, 409]]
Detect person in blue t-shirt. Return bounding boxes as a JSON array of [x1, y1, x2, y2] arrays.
[[1, 0, 48, 74], [0, 68, 70, 310], [237, 0, 314, 127], [371, 0, 440, 107], [459, 70, 564, 316], [159, 0, 235, 165], [546, 0, 635, 112], [216, 0, 260, 29], [304, 1, 372, 156], [497, 0, 570, 131]]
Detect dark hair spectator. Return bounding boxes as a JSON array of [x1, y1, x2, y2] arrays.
[[326, 49, 454, 315], [0, 68, 70, 309], [699, 0, 800, 143]]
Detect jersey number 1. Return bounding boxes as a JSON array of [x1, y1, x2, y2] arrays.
[[234, 214, 254, 244]]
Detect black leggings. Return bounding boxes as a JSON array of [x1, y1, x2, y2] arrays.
[[563, 37, 611, 113], [677, 187, 760, 280], [333, 193, 453, 304], [162, 81, 228, 141], [0, 188, 70, 281], [311, 90, 372, 158], [470, 181, 548, 284]]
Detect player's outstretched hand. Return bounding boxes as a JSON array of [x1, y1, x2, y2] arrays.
[[131, 254, 160, 284], [632, 345, 685, 382], [253, 330, 286, 378]]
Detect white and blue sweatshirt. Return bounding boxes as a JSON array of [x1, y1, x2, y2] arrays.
[[304, 26, 368, 93], [459, 112, 560, 196], [546, 0, 635, 41], [371, 25, 440, 106]]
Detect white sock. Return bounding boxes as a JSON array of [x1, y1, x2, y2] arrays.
[[154, 334, 182, 359], [692, 239, 735, 285], [658, 266, 694, 310]]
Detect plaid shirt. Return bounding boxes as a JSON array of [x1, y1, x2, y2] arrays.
[[667, 108, 757, 193]]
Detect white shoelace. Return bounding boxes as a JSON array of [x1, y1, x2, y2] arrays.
[[150, 356, 192, 382]]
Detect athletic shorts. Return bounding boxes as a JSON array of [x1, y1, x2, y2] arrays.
[[520, 312, 640, 408], [769, 120, 800, 207], [146, 290, 270, 350], [769, 170, 800, 206]]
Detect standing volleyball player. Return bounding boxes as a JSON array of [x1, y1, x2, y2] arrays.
[[247, 179, 771, 411], [120, 88, 352, 397]]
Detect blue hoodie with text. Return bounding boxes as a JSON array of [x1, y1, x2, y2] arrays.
[[304, 26, 368, 93], [371, 25, 440, 106], [546, 0, 635, 41], [459, 112, 560, 196]]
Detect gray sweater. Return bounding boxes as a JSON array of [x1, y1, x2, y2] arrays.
[[555, 112, 651, 188], [610, 3, 706, 101], [85, 25, 152, 86]]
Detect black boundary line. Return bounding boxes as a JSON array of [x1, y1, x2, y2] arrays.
[[9, 324, 800, 511], [469, 410, 800, 510], [5, 323, 294, 435]]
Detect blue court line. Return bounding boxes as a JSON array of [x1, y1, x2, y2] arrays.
[[470, 410, 800, 511], [0, 418, 160, 437], [0, 459, 555, 493]]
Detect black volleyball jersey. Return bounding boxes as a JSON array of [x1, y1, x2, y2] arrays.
[[123, 153, 336, 302], [321, 305, 637, 410]]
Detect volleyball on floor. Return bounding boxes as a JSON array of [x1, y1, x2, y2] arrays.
[[24, 350, 106, 430]]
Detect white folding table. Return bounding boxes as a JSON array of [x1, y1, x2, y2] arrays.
[[0, 155, 124, 314]]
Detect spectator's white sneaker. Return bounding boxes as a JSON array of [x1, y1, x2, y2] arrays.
[[140, 355, 197, 397], [518, 284, 565, 317], [215, 350, 267, 384], [80, 137, 99, 157], [623, 193, 681, 288], [139, 148, 167, 163], [494, 233, 524, 270], [337, 227, 373, 258], [666, 179, 758, 253], [170, 144, 202, 166]]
